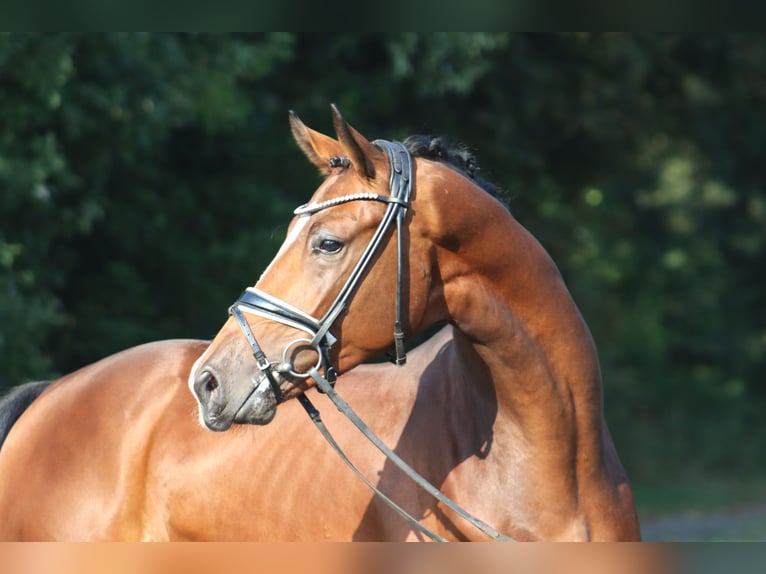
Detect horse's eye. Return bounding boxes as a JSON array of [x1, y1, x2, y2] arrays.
[[316, 238, 344, 255]]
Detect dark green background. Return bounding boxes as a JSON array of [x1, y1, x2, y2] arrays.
[[1, 33, 764, 487]]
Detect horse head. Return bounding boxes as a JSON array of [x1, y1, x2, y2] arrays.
[[189, 105, 457, 431]]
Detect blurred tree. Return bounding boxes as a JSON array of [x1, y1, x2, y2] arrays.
[[0, 33, 296, 378]]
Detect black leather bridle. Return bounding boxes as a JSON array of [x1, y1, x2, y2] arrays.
[[229, 139, 411, 400]]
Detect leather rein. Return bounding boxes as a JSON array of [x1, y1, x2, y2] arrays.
[[229, 140, 512, 542]]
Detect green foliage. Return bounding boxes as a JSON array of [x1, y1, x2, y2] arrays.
[[1, 33, 764, 483], [0, 33, 295, 377]]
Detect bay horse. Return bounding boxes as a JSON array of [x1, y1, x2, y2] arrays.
[[0, 106, 640, 541], [189, 106, 639, 540]]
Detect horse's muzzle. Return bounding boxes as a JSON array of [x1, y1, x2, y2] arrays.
[[192, 367, 277, 431]]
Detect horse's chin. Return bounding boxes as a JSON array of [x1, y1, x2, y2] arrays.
[[201, 414, 235, 432], [197, 375, 278, 431], [231, 376, 278, 426]]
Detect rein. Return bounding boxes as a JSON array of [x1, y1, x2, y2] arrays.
[[294, 391, 448, 542], [229, 139, 512, 542], [302, 367, 513, 542]]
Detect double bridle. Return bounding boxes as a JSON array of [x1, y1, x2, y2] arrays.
[[228, 140, 511, 542]]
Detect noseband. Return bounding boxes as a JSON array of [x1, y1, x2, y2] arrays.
[[229, 139, 412, 400]]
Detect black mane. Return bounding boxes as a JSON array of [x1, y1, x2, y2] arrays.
[[403, 135, 502, 202]]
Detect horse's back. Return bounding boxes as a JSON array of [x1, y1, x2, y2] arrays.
[[0, 339, 208, 541]]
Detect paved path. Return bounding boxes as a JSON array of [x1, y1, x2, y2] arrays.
[[640, 502, 766, 541]]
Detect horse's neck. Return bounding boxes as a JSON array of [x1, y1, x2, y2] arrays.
[[435, 206, 607, 457]]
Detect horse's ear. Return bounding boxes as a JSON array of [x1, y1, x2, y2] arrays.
[[331, 104, 383, 180], [289, 110, 343, 175]]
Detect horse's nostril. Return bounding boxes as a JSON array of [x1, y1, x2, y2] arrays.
[[198, 369, 219, 393]]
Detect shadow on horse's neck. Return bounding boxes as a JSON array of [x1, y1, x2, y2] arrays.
[[353, 328, 497, 541], [424, 177, 604, 432]]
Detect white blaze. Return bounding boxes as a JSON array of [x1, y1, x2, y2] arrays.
[[258, 215, 310, 282]]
